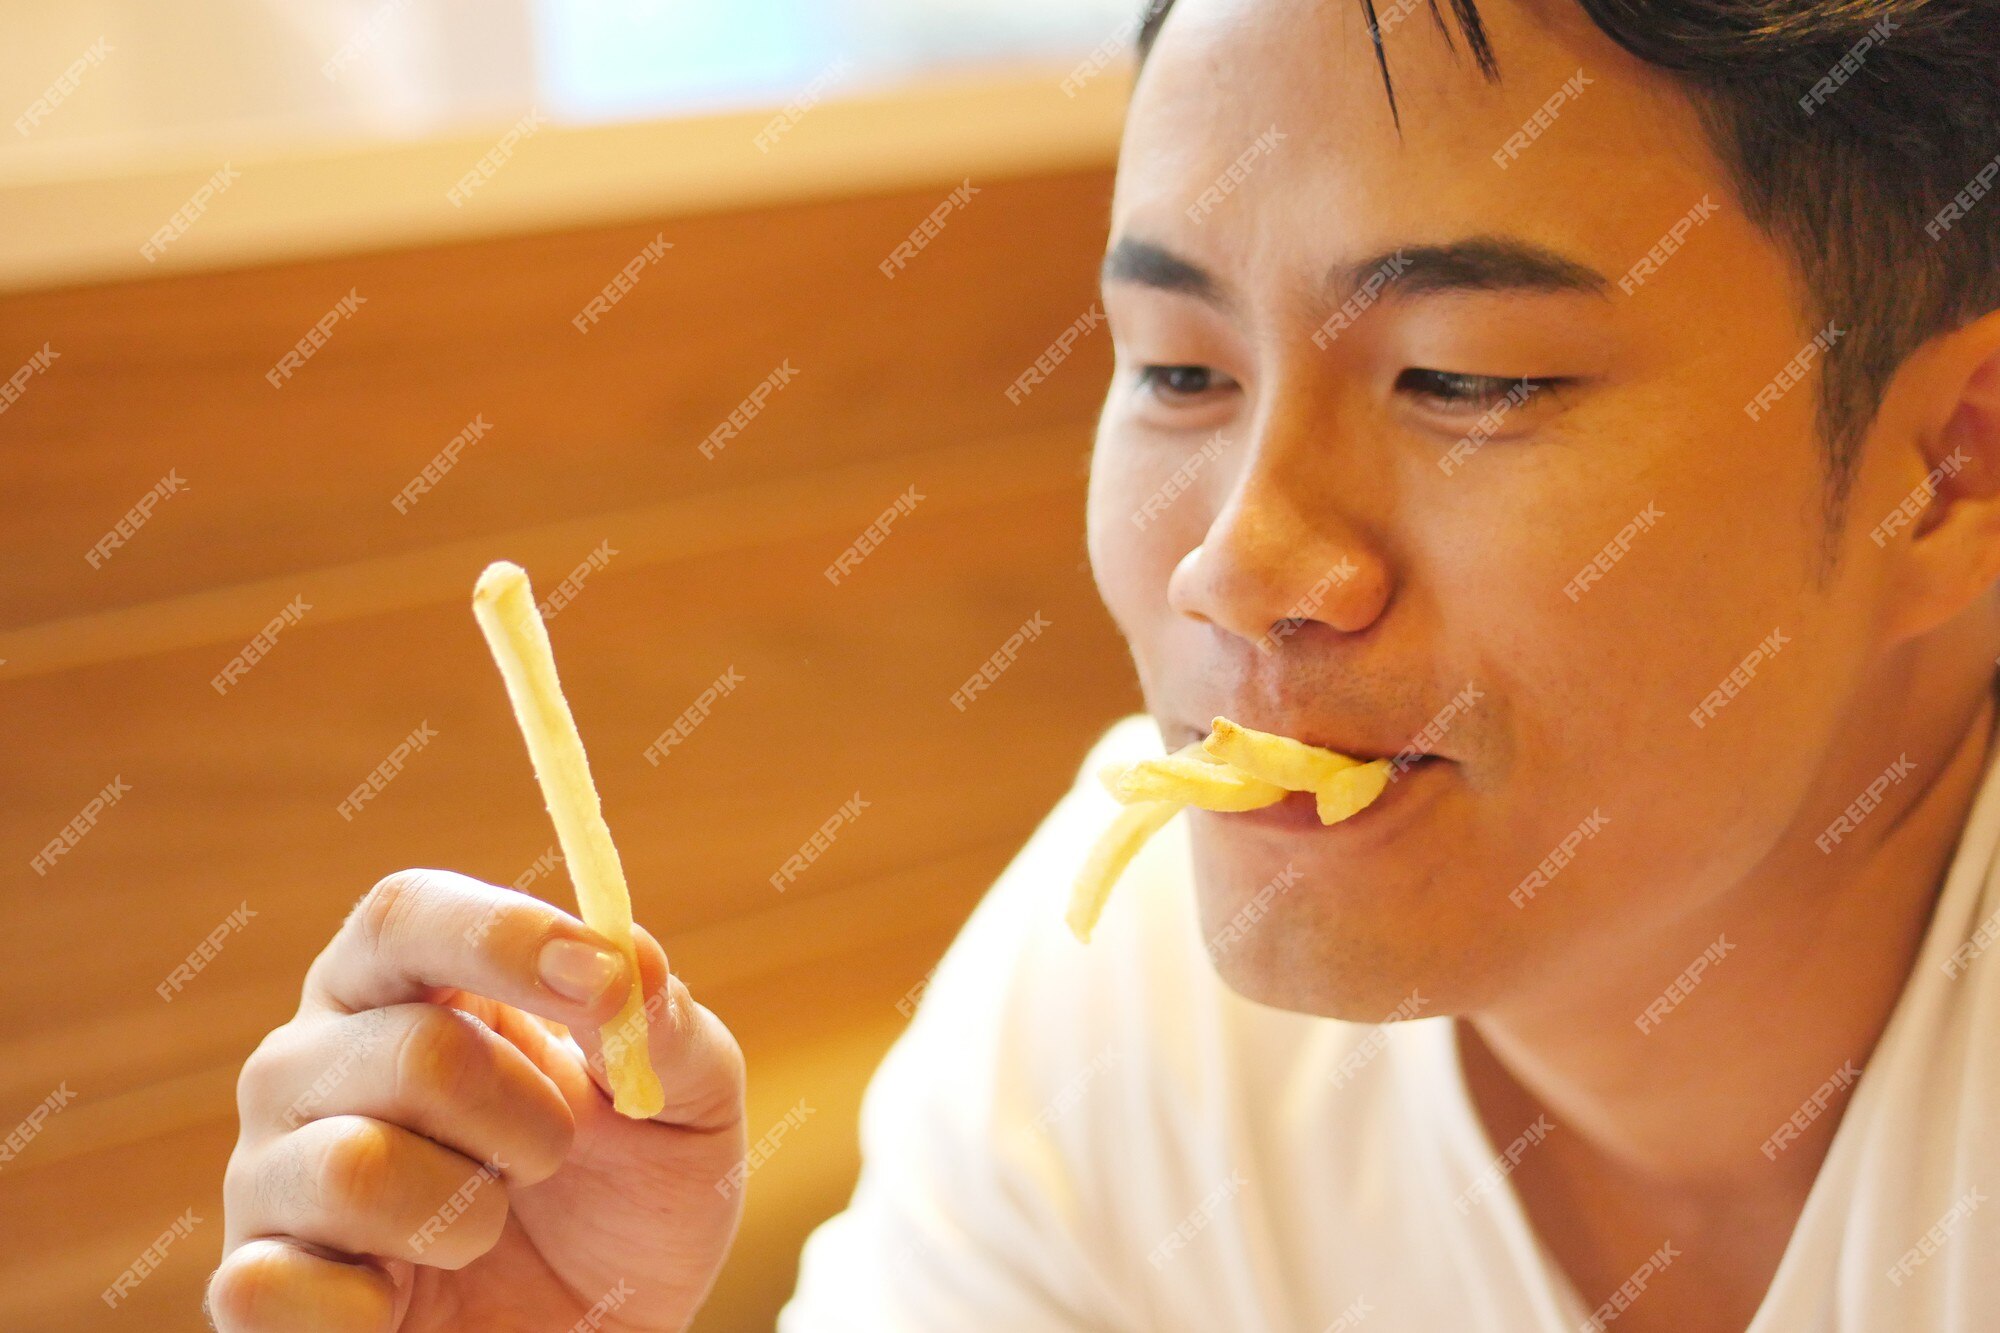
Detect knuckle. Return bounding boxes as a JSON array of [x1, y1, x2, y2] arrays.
[[204, 1247, 267, 1330], [245, 1132, 317, 1231], [340, 1004, 401, 1073], [393, 1006, 488, 1110], [351, 869, 433, 958], [314, 1118, 395, 1219], [206, 1243, 296, 1330], [206, 1241, 394, 1332], [234, 1025, 297, 1127], [221, 1140, 263, 1220]]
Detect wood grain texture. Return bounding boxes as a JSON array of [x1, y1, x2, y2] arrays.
[[0, 165, 1139, 1332]]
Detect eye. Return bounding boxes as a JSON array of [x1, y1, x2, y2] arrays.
[[1398, 369, 1569, 410], [1136, 364, 1236, 404]]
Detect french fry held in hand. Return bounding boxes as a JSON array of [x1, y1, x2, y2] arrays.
[[472, 560, 667, 1120], [1066, 717, 1395, 943]]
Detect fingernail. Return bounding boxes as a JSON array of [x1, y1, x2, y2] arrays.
[[538, 939, 624, 1004]]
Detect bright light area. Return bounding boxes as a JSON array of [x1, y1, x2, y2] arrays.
[[0, 0, 1141, 164], [534, 0, 1140, 122]]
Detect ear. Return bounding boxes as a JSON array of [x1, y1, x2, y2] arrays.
[[1879, 309, 2000, 643]]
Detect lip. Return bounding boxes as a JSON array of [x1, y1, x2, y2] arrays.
[[1170, 719, 1441, 768], [1199, 753, 1449, 838]]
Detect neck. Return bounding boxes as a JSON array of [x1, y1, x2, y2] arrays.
[[1465, 664, 1997, 1206]]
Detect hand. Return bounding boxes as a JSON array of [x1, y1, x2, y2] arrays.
[[208, 869, 747, 1331]]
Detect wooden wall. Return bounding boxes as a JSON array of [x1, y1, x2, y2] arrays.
[[0, 165, 1137, 1331]]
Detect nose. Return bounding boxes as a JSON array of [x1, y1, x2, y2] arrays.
[[1166, 470, 1392, 648]]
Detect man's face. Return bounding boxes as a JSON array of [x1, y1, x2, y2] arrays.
[[1089, 0, 1886, 1018]]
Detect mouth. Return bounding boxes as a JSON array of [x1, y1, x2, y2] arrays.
[[1167, 712, 1451, 835], [1170, 719, 1444, 770], [1212, 754, 1448, 834]]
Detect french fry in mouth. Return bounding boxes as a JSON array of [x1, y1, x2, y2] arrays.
[[1098, 740, 1215, 796], [1314, 758, 1393, 824], [1106, 752, 1288, 811], [1104, 736, 1192, 788], [1067, 798, 1184, 943], [1067, 717, 1398, 943], [1201, 717, 1364, 790]]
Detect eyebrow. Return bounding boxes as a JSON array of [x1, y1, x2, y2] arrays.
[[1100, 235, 1614, 312]]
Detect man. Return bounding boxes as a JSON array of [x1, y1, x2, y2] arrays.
[[210, 0, 2000, 1328]]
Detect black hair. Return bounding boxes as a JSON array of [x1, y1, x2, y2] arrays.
[[1135, 0, 2000, 552]]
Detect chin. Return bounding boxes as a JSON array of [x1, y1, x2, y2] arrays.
[[1200, 897, 1428, 1019], [1189, 827, 1499, 1022]]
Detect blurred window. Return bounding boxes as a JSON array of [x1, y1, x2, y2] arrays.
[[0, 0, 1139, 163]]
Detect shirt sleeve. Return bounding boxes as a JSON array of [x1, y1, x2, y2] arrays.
[[777, 716, 1162, 1333]]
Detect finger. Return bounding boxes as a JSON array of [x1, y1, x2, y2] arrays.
[[207, 1239, 395, 1333], [304, 869, 632, 1029], [229, 1115, 510, 1271], [572, 923, 745, 1130], [237, 1004, 574, 1185]]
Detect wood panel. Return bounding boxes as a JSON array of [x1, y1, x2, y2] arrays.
[[0, 163, 1116, 627], [0, 165, 1137, 1332]]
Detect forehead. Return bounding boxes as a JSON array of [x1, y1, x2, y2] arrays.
[[1114, 0, 1738, 295]]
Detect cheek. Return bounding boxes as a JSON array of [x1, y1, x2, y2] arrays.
[[1414, 418, 1836, 891], [1423, 390, 1819, 736], [1087, 432, 1209, 641]]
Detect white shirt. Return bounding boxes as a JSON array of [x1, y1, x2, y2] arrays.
[[780, 714, 2000, 1331]]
